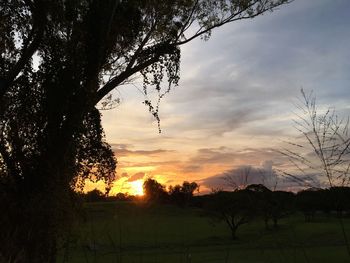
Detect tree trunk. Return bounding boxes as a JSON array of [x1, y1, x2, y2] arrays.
[[273, 218, 278, 228], [1, 131, 77, 262], [264, 217, 270, 230], [230, 225, 238, 240], [7, 209, 57, 263], [2, 171, 74, 262], [2, 195, 57, 262]]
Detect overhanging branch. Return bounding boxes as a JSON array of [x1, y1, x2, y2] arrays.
[[95, 43, 176, 103]]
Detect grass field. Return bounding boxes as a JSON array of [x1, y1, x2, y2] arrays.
[[58, 201, 350, 263]]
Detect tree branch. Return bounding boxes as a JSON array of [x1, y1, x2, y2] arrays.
[[95, 43, 175, 103], [176, 0, 291, 46], [0, 0, 45, 97]]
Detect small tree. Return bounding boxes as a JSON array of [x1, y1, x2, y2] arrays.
[[245, 184, 294, 229], [143, 178, 168, 203], [268, 191, 295, 228], [329, 187, 350, 217], [296, 188, 322, 222], [205, 190, 256, 240], [245, 184, 273, 229], [84, 189, 105, 202], [169, 181, 199, 206]]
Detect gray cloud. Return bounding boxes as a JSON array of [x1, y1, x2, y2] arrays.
[[187, 147, 284, 168], [189, 147, 236, 165], [127, 172, 146, 182], [200, 163, 278, 191], [181, 164, 202, 173], [112, 144, 131, 150], [158, 0, 350, 138], [199, 162, 322, 193], [119, 171, 147, 182], [111, 144, 174, 157]]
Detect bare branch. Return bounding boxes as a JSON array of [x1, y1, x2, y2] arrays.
[[280, 90, 350, 188]]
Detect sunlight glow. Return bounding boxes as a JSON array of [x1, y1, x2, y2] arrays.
[[129, 180, 144, 196]]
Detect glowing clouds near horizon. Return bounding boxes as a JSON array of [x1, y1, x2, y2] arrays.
[[83, 177, 145, 196], [108, 177, 144, 196]]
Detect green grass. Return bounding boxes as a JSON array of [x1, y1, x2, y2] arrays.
[[58, 201, 350, 263]]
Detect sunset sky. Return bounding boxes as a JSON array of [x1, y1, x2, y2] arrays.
[[88, 0, 350, 195]]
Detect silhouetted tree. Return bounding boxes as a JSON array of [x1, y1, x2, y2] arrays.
[[84, 189, 106, 202], [143, 178, 168, 203], [169, 181, 199, 206], [245, 184, 273, 228], [295, 187, 350, 221], [112, 192, 131, 201], [318, 188, 333, 216], [296, 188, 322, 222], [245, 184, 295, 228], [0, 1, 290, 261], [205, 190, 256, 240], [268, 191, 295, 228], [329, 187, 350, 217], [0, 107, 115, 262]]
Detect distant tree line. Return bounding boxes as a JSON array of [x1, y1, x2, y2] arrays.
[[79, 189, 139, 202], [295, 187, 350, 221], [193, 184, 350, 239], [81, 180, 350, 240], [142, 178, 199, 206], [140, 179, 200, 207], [81, 178, 199, 206]]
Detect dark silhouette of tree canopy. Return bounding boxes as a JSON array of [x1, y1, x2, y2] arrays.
[[143, 178, 168, 202], [267, 190, 295, 228], [205, 189, 256, 240], [169, 181, 199, 206], [329, 187, 350, 217], [0, 0, 290, 261], [83, 188, 106, 202], [296, 187, 323, 222], [295, 187, 350, 222], [246, 184, 295, 229]]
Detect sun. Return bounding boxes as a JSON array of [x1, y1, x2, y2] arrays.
[[129, 180, 144, 196]]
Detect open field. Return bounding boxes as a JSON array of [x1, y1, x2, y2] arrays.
[[58, 201, 350, 263]]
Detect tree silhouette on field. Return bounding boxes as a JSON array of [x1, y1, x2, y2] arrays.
[[84, 189, 106, 202], [205, 190, 256, 240], [246, 184, 295, 229], [0, 0, 291, 261], [143, 178, 168, 203], [169, 181, 199, 206]]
